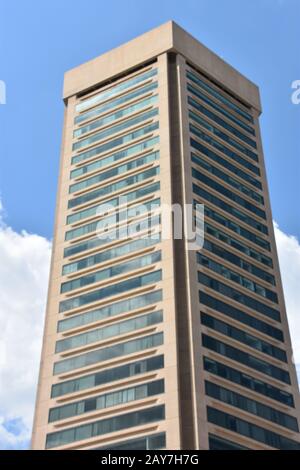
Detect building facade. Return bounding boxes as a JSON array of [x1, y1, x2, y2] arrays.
[[32, 22, 300, 450]]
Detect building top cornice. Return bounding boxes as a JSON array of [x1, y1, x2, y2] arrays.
[[63, 21, 261, 113]]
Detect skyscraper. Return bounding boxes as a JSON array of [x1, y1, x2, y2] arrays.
[[32, 21, 300, 450]]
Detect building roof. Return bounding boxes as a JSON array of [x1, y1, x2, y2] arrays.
[[63, 20, 261, 112]]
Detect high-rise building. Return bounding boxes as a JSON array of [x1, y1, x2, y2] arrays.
[[32, 21, 300, 450]]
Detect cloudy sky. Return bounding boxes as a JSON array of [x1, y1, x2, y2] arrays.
[[0, 0, 299, 450]]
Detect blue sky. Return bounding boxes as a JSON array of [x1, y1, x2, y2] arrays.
[[0, 0, 300, 451], [0, 0, 299, 239]]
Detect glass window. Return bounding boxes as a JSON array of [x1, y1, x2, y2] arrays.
[[66, 184, 160, 226], [189, 112, 258, 161], [70, 136, 159, 179], [202, 238, 274, 283], [73, 108, 158, 152], [209, 434, 248, 450], [192, 153, 263, 204], [199, 273, 280, 322], [94, 432, 166, 450], [197, 254, 277, 303], [188, 96, 257, 148], [204, 357, 294, 407], [193, 186, 268, 235], [74, 95, 158, 138], [191, 139, 260, 190], [68, 166, 159, 209], [75, 82, 158, 126], [200, 292, 283, 341], [63, 236, 161, 276], [51, 355, 164, 398], [46, 405, 165, 449], [69, 151, 159, 194], [76, 68, 157, 112], [71, 121, 159, 165], [207, 407, 300, 450], [65, 218, 160, 262], [49, 379, 164, 423], [60, 251, 161, 294], [202, 334, 290, 384], [186, 69, 254, 123], [190, 125, 259, 175], [58, 290, 162, 332], [201, 313, 286, 362], [56, 310, 163, 353], [202, 204, 270, 251], [187, 82, 255, 135], [59, 270, 162, 313], [66, 194, 160, 241], [192, 168, 265, 219], [53, 332, 164, 375]]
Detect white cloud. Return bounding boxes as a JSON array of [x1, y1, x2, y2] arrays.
[[0, 203, 51, 450], [274, 222, 300, 377]]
